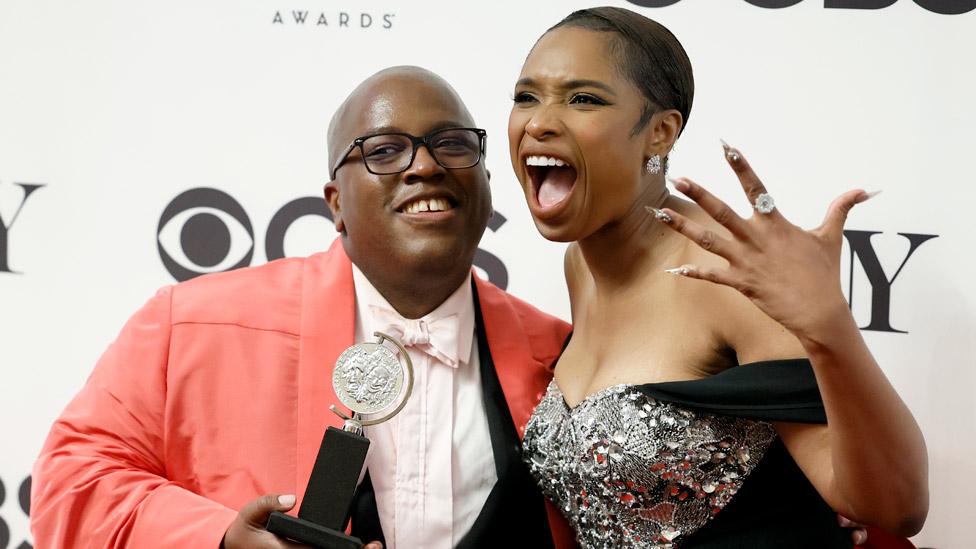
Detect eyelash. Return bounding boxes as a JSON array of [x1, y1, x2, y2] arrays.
[[511, 91, 607, 106], [570, 93, 606, 106]]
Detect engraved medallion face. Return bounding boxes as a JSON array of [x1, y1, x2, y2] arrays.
[[333, 342, 404, 415]]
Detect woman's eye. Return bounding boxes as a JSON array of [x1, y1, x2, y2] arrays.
[[570, 93, 606, 106], [512, 92, 537, 104]]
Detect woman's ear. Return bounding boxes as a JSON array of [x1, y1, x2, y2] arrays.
[[645, 108, 683, 159], [324, 181, 344, 233]]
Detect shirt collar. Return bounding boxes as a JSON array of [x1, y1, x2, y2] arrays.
[[351, 263, 476, 366]]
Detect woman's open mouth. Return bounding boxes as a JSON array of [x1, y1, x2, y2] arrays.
[[525, 155, 578, 213]]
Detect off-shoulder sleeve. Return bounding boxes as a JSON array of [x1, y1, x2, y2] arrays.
[[637, 359, 827, 424]]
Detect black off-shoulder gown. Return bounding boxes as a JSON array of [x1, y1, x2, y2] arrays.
[[522, 359, 853, 548]]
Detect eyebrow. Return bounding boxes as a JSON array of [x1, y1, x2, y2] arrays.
[[515, 77, 616, 96], [360, 120, 470, 137]]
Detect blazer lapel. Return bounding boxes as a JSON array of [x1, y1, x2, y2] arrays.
[[296, 238, 355, 509], [473, 276, 578, 549], [473, 276, 552, 439], [455, 283, 554, 549]]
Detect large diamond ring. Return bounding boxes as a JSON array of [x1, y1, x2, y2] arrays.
[[753, 193, 776, 215]]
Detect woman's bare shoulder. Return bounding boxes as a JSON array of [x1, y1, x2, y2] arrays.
[[671, 207, 805, 362]]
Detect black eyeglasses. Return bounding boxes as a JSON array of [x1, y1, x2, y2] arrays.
[[330, 127, 487, 179]]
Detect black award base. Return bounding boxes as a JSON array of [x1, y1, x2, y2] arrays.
[[266, 426, 370, 549], [266, 512, 361, 549]]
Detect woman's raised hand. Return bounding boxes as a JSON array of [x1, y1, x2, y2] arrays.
[[650, 141, 876, 338]]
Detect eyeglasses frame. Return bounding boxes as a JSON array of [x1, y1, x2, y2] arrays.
[[329, 127, 487, 180]]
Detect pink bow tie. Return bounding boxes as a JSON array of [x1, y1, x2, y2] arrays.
[[370, 305, 462, 368]]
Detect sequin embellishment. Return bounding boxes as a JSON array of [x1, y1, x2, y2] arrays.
[[523, 381, 777, 548]]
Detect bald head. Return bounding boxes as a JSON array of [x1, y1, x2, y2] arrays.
[[321, 65, 492, 319], [327, 66, 476, 171]]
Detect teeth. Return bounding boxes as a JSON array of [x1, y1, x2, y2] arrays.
[[403, 197, 451, 214], [526, 155, 568, 167]]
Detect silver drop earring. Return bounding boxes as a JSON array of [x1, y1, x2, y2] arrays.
[[645, 154, 662, 175]]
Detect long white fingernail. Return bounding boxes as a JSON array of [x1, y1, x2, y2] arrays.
[[665, 266, 690, 276], [278, 494, 296, 507], [645, 206, 672, 223], [720, 139, 740, 161], [863, 190, 882, 201]]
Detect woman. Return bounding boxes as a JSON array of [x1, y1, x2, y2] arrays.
[[509, 7, 928, 548]]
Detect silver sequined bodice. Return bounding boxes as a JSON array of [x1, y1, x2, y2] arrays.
[[523, 381, 777, 548]]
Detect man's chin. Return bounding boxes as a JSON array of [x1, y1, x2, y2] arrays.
[[396, 238, 475, 274]]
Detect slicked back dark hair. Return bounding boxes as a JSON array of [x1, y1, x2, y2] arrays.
[[547, 7, 694, 138]]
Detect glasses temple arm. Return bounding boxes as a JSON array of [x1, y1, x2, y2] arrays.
[[329, 141, 358, 180]]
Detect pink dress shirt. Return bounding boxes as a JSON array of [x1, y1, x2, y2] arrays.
[[352, 266, 496, 549]]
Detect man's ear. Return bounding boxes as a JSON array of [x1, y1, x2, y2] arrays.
[[324, 181, 344, 233]]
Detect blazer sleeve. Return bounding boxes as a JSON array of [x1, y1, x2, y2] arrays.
[[30, 286, 238, 548]]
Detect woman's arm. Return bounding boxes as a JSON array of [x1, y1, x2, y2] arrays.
[[654, 143, 928, 536], [723, 285, 927, 536], [789, 306, 927, 535]]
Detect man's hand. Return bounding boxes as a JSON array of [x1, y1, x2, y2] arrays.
[[222, 493, 383, 549], [223, 494, 312, 549]]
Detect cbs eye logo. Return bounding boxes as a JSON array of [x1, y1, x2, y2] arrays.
[[156, 187, 510, 288], [157, 188, 257, 282], [157, 188, 333, 282]]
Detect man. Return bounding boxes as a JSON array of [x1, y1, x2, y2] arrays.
[[30, 66, 575, 548]]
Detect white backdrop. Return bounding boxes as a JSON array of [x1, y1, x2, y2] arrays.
[[1, 1, 973, 547]]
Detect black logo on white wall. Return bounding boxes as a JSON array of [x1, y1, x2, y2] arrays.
[[0, 182, 44, 275], [157, 188, 256, 282], [844, 231, 937, 333], [626, 0, 974, 14], [0, 474, 31, 549]]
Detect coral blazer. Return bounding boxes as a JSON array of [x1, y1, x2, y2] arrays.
[[31, 239, 576, 548]]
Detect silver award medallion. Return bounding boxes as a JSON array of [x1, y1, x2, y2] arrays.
[[331, 332, 415, 431], [333, 342, 402, 414]]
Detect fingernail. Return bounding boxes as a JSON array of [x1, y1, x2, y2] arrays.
[[645, 206, 672, 223], [278, 494, 296, 507], [668, 177, 690, 193], [862, 189, 882, 202], [664, 266, 691, 276], [720, 139, 740, 162]]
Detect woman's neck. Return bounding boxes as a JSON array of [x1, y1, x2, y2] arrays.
[[577, 187, 684, 293]]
